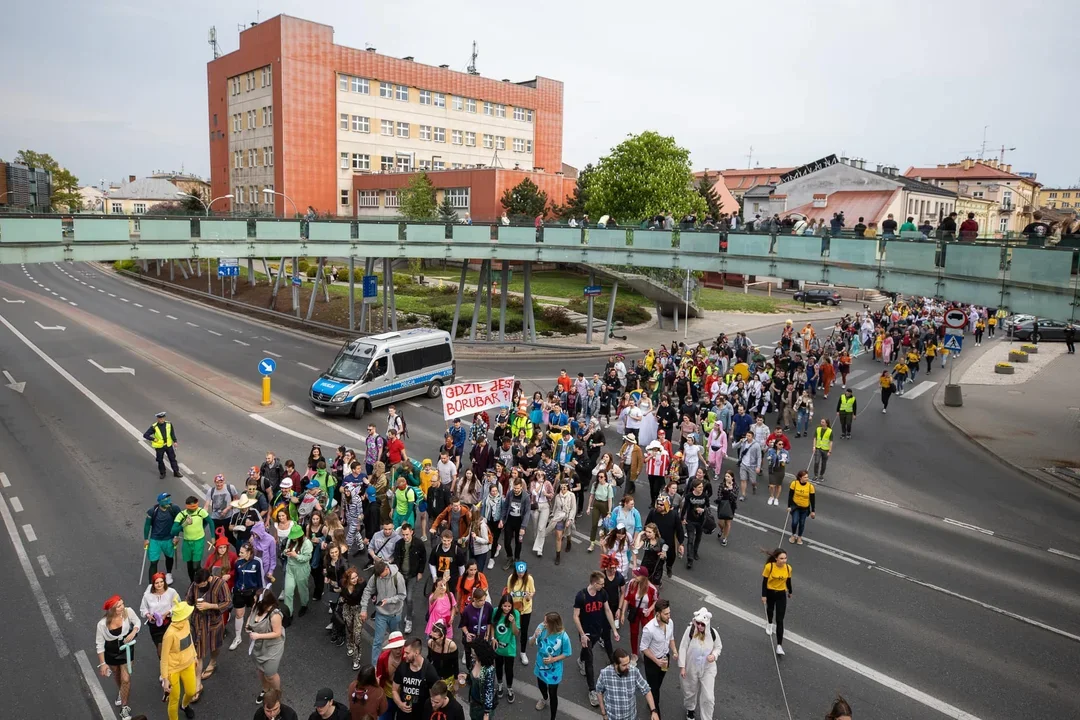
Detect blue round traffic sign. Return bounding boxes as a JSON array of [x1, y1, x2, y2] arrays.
[[259, 358, 278, 376]]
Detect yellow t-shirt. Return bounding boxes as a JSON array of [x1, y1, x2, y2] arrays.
[[507, 575, 535, 615], [762, 562, 792, 592], [988, 317, 997, 327], [879, 375, 893, 389], [893, 362, 909, 376], [789, 479, 815, 508], [925, 344, 936, 357], [906, 351, 919, 365]]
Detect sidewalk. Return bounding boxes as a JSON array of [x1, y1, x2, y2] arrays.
[[933, 337, 1080, 499]]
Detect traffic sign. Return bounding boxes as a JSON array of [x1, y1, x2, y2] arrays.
[[943, 334, 963, 352], [944, 309, 966, 330], [583, 285, 602, 297], [291, 275, 302, 287], [362, 275, 378, 304], [217, 265, 239, 277], [258, 358, 277, 375]]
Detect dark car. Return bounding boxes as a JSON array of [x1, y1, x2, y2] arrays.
[[1007, 318, 1068, 342], [793, 289, 842, 306]]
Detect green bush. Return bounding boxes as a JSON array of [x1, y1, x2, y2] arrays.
[[567, 297, 649, 325], [429, 307, 472, 337], [539, 305, 584, 334], [335, 268, 364, 283], [404, 313, 419, 324], [113, 260, 138, 272], [297, 260, 310, 274], [306, 265, 319, 278]]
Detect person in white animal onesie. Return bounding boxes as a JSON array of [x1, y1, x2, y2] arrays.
[[678, 607, 724, 720]]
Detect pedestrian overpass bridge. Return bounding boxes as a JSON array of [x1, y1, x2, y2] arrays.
[[0, 215, 1076, 321]]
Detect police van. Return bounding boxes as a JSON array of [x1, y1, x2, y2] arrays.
[[309, 329, 455, 418]]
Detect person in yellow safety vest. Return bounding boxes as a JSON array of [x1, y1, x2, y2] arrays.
[[143, 411, 182, 480], [811, 419, 833, 483], [510, 409, 534, 442], [835, 388, 857, 439]]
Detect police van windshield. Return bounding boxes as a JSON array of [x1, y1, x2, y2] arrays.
[[327, 341, 376, 382]]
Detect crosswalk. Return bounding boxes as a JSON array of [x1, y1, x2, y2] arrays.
[[848, 368, 936, 399]]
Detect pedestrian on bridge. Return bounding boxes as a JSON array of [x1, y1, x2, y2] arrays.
[[144, 411, 182, 480]]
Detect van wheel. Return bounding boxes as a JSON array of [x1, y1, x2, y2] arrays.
[[352, 400, 366, 419], [426, 380, 443, 398]]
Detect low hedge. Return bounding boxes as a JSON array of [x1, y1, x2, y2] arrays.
[[567, 297, 650, 325], [113, 260, 139, 272]]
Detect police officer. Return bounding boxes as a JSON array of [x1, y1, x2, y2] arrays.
[[143, 411, 182, 479], [835, 388, 857, 439]]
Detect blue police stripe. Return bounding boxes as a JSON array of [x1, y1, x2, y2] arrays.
[[353, 368, 454, 401]]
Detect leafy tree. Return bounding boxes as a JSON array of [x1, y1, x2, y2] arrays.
[[179, 187, 206, 215], [696, 175, 723, 219], [554, 163, 593, 221], [437, 194, 458, 223], [146, 201, 187, 215], [584, 131, 706, 223], [500, 178, 549, 222], [398, 172, 438, 220], [14, 149, 81, 211]]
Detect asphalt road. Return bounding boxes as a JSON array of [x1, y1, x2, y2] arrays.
[[0, 261, 1078, 720]]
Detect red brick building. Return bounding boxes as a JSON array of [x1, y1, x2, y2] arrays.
[[207, 14, 571, 219]]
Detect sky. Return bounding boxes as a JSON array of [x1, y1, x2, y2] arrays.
[[3, 0, 1078, 189]]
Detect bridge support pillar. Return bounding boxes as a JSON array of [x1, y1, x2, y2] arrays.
[[523, 261, 535, 343], [499, 264, 508, 343], [306, 257, 325, 321], [348, 257, 356, 331], [387, 259, 398, 331], [470, 260, 489, 341], [655, 301, 664, 330], [291, 256, 300, 316], [451, 262, 467, 340], [604, 281, 619, 342], [586, 270, 596, 344], [359, 258, 374, 331], [270, 256, 286, 309]]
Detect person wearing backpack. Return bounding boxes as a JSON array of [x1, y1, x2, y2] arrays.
[[678, 607, 723, 720]]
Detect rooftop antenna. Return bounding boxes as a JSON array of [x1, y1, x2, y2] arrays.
[[746, 145, 753, 169], [978, 125, 989, 160], [208, 26, 221, 59], [490, 147, 503, 169], [467, 41, 479, 75], [998, 145, 1016, 163]]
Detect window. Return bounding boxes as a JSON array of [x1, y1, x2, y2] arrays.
[[339, 74, 349, 91], [483, 134, 494, 149], [452, 96, 463, 111], [433, 160, 445, 171], [341, 189, 350, 206], [351, 77, 369, 94], [1064, 192, 1072, 199], [246, 72, 254, 91], [381, 119, 394, 136], [495, 136, 505, 151], [384, 190, 399, 208], [445, 188, 469, 208], [483, 102, 493, 116], [419, 125, 431, 141], [352, 116, 370, 133], [513, 107, 526, 121], [247, 110, 256, 129], [451, 163, 462, 170], [265, 146, 273, 166], [234, 150, 243, 169], [433, 92, 445, 108], [465, 98, 476, 113], [232, 114, 241, 132], [381, 156, 394, 171], [391, 344, 451, 374], [262, 106, 273, 126], [111, 202, 122, 214], [340, 113, 349, 130], [396, 122, 410, 138], [133, 202, 146, 214], [261, 66, 272, 87], [525, 139, 532, 153], [352, 153, 370, 171], [972, 191, 984, 199], [433, 127, 445, 143], [495, 104, 506, 118], [236, 187, 245, 204], [396, 156, 411, 172], [1049, 192, 1058, 199], [251, 186, 259, 205], [341, 152, 350, 170], [357, 191, 378, 207], [230, 77, 239, 95], [1064, 201, 1072, 208], [999, 217, 1008, 232], [1002, 190, 1013, 209], [248, 149, 258, 167], [380, 82, 394, 98], [465, 131, 476, 147], [452, 130, 463, 145], [418, 159, 431, 171], [395, 85, 408, 101], [513, 138, 525, 153], [419, 90, 431, 105]]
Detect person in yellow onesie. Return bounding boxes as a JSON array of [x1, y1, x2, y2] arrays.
[[160, 600, 198, 719]]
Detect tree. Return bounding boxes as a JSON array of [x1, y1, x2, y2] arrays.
[[584, 131, 707, 223], [697, 174, 723, 219], [437, 194, 458, 223], [398, 172, 438, 220], [500, 178, 549, 221], [554, 163, 593, 221], [14, 149, 81, 211], [146, 201, 187, 215], [179, 187, 206, 215]]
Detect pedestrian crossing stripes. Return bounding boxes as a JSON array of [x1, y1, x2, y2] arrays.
[[853, 374, 881, 390], [852, 375, 936, 399]]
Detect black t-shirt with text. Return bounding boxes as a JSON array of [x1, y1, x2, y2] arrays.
[[574, 588, 610, 635], [393, 658, 441, 717]]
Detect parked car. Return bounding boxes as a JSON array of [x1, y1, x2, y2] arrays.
[[1007, 318, 1068, 342], [1001, 314, 1035, 333], [793, 289, 842, 306]]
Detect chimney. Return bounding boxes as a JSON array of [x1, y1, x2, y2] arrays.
[[875, 164, 884, 173], [365, 47, 376, 53], [1003, 164, 1012, 173], [439, 64, 449, 69], [812, 193, 828, 208], [502, 79, 510, 83], [128, 175, 136, 183], [962, 158, 974, 170], [839, 156, 849, 165]]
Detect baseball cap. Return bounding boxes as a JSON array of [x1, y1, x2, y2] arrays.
[[157, 492, 171, 504], [315, 688, 334, 707]]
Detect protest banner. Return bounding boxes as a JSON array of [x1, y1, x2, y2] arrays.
[[440, 377, 516, 421]]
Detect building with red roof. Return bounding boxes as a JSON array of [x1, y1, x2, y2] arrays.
[[903, 158, 1041, 235]]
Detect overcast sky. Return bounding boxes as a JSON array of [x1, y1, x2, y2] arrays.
[[3, 0, 1078, 188]]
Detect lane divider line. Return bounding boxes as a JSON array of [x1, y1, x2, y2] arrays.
[[148, 308, 160, 313], [75, 650, 116, 719], [262, 350, 282, 357], [0, 471, 9, 487], [233, 339, 250, 346], [297, 362, 320, 371], [287, 405, 369, 443], [133, 303, 142, 308], [37, 554, 53, 577], [248, 413, 336, 448], [23, 524, 37, 542], [165, 315, 178, 320], [10, 497, 23, 512], [57, 595, 74, 621], [1048, 548, 1080, 562], [186, 322, 199, 327], [855, 493, 900, 508], [943, 518, 994, 536], [207, 330, 223, 336]]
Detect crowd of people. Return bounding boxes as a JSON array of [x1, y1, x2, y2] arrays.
[[96, 296, 1020, 720]]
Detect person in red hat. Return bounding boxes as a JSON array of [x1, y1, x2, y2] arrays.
[[95, 595, 141, 720], [375, 631, 406, 715], [203, 529, 239, 589]]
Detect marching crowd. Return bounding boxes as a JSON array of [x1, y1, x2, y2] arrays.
[[94, 296, 1008, 720]]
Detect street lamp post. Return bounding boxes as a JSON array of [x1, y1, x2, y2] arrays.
[[262, 188, 298, 218], [175, 191, 233, 217]]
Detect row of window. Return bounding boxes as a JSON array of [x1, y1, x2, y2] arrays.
[[337, 113, 531, 152], [341, 187, 469, 208], [233, 147, 275, 170], [231, 66, 273, 95], [339, 152, 516, 174], [907, 198, 954, 217], [232, 106, 274, 132], [232, 185, 275, 205], [1048, 192, 1072, 199], [337, 74, 533, 122]]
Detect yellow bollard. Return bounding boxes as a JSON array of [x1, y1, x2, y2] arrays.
[[261, 376, 272, 406]]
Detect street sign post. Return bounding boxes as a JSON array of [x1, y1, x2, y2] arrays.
[[943, 334, 963, 353], [258, 358, 277, 376], [291, 275, 302, 287], [942, 314, 965, 408], [362, 275, 378, 304], [944, 309, 966, 330], [583, 285, 602, 297], [218, 258, 240, 278]]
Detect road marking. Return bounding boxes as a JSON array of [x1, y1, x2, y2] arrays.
[[50, 292, 58, 296], [0, 312, 205, 498], [856, 493, 899, 508], [179, 463, 195, 476], [43, 287, 50, 291], [119, 298, 129, 303], [233, 339, 250, 346], [248, 413, 336, 448], [0, 495, 69, 657], [107, 293, 115, 297], [186, 321, 199, 327], [809, 544, 861, 565], [843, 368, 868, 382], [59, 296, 66, 301], [1, 298, 26, 304], [10, 497, 22, 513], [166, 315, 178, 320], [97, 288, 104, 293], [1048, 548, 1080, 562], [262, 350, 282, 357], [732, 516, 768, 532], [665, 574, 986, 720], [872, 566, 1080, 643], [901, 381, 937, 399], [37, 555, 53, 577], [57, 595, 74, 621], [0, 471, 9, 488], [69, 302, 77, 307], [148, 308, 160, 313], [75, 649, 116, 719], [297, 362, 321, 371], [88, 359, 135, 375], [22, 524, 36, 542], [735, 513, 878, 565], [288, 405, 369, 442], [943, 518, 994, 536], [34, 321, 66, 331], [133, 303, 143, 308], [853, 375, 881, 390], [207, 330, 223, 336], [405, 401, 425, 408]]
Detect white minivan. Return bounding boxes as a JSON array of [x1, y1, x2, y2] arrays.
[[309, 329, 455, 418]]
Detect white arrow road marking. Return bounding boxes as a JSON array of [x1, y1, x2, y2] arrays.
[[260, 361, 274, 373], [87, 359, 135, 375], [33, 322, 65, 331], [3, 370, 26, 394], [2, 298, 25, 304]]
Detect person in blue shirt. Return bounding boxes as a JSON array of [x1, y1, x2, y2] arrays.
[[731, 407, 754, 442], [143, 492, 181, 585], [532, 611, 572, 720], [555, 430, 575, 467], [446, 418, 468, 461]]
